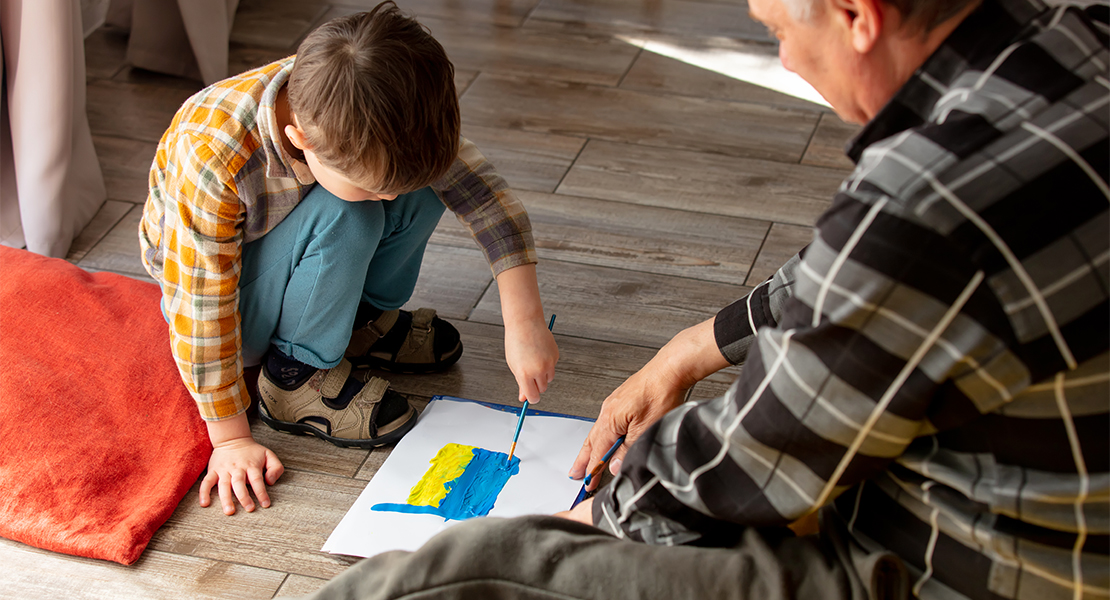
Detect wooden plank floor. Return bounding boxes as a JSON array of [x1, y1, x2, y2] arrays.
[[2, 0, 859, 597]]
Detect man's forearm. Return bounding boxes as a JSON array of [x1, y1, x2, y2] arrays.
[[652, 317, 731, 391]]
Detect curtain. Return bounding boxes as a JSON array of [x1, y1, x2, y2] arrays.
[[108, 0, 241, 86], [0, 0, 108, 258]]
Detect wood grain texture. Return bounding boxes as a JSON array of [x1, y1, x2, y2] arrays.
[[528, 0, 771, 42], [66, 200, 133, 264], [689, 364, 741, 402], [76, 203, 150, 278], [352, 0, 542, 27], [470, 259, 748, 348], [374, 320, 660, 419], [87, 79, 197, 143], [92, 135, 158, 203], [460, 74, 819, 162], [426, 16, 641, 87], [231, 0, 329, 51], [228, 43, 296, 77], [328, 0, 543, 27], [401, 244, 493, 321], [745, 222, 813, 286], [460, 125, 586, 193], [801, 112, 860, 171], [430, 189, 768, 284], [0, 539, 284, 600], [354, 446, 397, 481], [557, 139, 842, 226], [320, 7, 638, 86], [455, 68, 480, 96], [275, 574, 329, 598], [148, 471, 364, 579]]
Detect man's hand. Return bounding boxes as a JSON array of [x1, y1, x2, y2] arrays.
[[553, 497, 594, 525], [200, 413, 284, 515], [568, 318, 729, 488], [567, 360, 688, 489]]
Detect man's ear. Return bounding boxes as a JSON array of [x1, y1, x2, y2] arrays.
[[829, 0, 884, 54]]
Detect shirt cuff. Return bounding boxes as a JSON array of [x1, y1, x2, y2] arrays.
[[191, 378, 251, 422]]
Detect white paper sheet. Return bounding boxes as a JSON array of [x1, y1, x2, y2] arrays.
[[322, 396, 594, 558]]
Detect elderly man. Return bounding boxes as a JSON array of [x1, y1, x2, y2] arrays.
[[293, 0, 1108, 598]]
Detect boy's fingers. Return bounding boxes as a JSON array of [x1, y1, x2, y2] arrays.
[[247, 468, 270, 508], [264, 452, 285, 485], [519, 377, 541, 404], [217, 478, 236, 515], [198, 471, 217, 507], [231, 474, 255, 512]]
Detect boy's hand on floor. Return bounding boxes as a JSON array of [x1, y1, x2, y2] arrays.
[[200, 438, 284, 515], [200, 414, 285, 515]]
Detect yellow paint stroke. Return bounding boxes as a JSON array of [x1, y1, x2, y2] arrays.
[[406, 443, 476, 507]]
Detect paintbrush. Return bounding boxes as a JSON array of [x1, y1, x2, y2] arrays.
[[570, 434, 625, 509], [507, 314, 556, 463]]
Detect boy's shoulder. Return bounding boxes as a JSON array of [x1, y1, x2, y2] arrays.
[[160, 56, 295, 167]]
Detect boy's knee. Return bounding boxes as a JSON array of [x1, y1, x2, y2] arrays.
[[384, 187, 446, 233], [299, 185, 385, 240]]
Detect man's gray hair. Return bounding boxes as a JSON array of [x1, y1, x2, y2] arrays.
[[779, 0, 980, 31]]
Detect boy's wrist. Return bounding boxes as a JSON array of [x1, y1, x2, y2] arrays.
[[205, 412, 255, 447]]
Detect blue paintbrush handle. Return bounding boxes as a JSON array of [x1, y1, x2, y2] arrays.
[[571, 435, 626, 509], [510, 400, 529, 445], [507, 314, 556, 460], [583, 434, 626, 487]]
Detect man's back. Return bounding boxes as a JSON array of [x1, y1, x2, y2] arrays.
[[595, 2, 1108, 598]]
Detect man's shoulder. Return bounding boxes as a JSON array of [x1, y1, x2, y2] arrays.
[[848, 1, 1108, 220]]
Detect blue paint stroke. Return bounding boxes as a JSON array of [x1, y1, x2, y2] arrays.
[[372, 448, 521, 521]]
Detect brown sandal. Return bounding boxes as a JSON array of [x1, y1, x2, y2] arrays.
[[346, 308, 463, 373], [256, 358, 417, 448]]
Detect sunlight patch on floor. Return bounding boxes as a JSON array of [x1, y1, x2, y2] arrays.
[[620, 34, 831, 108]]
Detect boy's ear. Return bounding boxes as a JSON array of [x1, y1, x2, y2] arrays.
[[284, 120, 311, 151]]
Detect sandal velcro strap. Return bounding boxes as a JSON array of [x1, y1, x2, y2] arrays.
[[320, 359, 352, 399], [353, 376, 389, 409], [397, 308, 436, 362], [347, 310, 399, 357]]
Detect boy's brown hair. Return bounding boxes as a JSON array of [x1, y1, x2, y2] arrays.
[[288, 1, 459, 194]]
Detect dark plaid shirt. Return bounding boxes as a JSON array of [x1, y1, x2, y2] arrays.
[[594, 2, 1109, 599]]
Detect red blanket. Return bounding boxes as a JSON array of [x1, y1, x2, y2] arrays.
[[0, 246, 211, 565]]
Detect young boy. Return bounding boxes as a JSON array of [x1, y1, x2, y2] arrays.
[[139, 2, 558, 517]]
